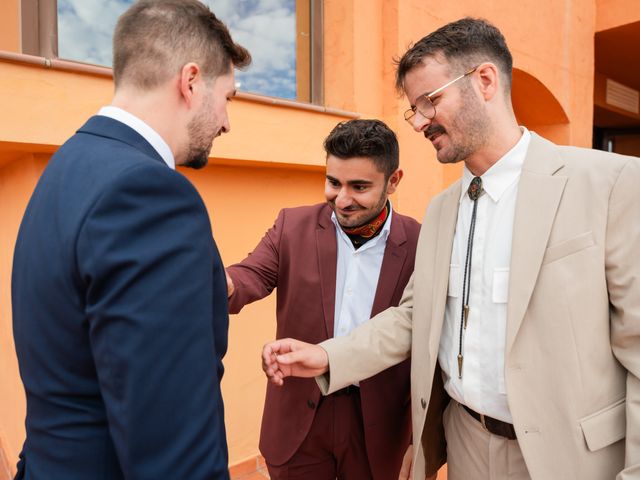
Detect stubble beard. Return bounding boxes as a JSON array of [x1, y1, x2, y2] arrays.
[[434, 86, 490, 165], [183, 97, 216, 170], [334, 187, 388, 229]]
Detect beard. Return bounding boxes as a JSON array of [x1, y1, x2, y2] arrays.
[[182, 97, 217, 170], [333, 188, 388, 229], [182, 142, 211, 170], [426, 86, 490, 165]]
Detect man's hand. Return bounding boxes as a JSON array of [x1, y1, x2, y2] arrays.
[[398, 444, 413, 480], [262, 338, 329, 386], [225, 270, 234, 298]]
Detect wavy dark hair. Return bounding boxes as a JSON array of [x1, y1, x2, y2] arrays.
[[395, 17, 512, 95], [324, 119, 399, 180]]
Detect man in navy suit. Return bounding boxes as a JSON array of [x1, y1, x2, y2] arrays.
[[11, 1, 250, 478]]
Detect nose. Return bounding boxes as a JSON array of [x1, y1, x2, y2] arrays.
[[411, 111, 431, 133], [220, 114, 231, 135], [334, 188, 352, 209]]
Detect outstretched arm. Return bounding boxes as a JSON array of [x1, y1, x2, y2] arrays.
[[226, 210, 286, 313]]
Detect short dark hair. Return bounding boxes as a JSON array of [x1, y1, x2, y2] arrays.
[[113, 0, 251, 89], [324, 119, 399, 180], [395, 17, 512, 94]]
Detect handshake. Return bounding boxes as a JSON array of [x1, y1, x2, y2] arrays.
[[260, 338, 330, 386]]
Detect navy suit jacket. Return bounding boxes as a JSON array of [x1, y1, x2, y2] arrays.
[[12, 116, 230, 479]]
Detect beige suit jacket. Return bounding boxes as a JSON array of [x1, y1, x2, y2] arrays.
[[318, 133, 640, 480]]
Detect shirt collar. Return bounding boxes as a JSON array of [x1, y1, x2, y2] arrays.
[[460, 127, 531, 204], [98, 106, 175, 170], [331, 203, 394, 248]]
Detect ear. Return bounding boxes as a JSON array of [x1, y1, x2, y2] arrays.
[[386, 168, 404, 194], [475, 62, 500, 101], [179, 62, 200, 107]]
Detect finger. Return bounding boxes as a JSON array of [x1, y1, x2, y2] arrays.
[[276, 350, 304, 365], [262, 343, 279, 368]]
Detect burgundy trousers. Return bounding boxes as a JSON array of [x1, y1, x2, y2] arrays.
[[266, 387, 374, 480]]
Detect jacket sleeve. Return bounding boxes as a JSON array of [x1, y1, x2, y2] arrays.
[[226, 209, 285, 314], [76, 163, 229, 479], [608, 157, 640, 480]]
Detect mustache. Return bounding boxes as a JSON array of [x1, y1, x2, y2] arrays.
[[329, 202, 362, 212], [425, 124, 445, 139]]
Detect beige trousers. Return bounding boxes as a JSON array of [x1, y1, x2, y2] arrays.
[[443, 401, 531, 480]]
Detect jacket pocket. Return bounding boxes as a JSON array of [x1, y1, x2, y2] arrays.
[[580, 398, 626, 452], [542, 231, 595, 265]]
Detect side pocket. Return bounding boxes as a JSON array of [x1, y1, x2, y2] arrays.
[[580, 398, 626, 452]]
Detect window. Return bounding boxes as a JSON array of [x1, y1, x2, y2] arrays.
[[22, 0, 322, 103]]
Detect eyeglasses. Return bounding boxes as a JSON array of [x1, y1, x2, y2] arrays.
[[404, 66, 479, 124]]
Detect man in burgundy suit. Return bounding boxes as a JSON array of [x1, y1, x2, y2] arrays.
[[226, 119, 429, 480]]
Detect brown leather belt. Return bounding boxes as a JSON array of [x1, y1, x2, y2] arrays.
[[463, 405, 517, 440]]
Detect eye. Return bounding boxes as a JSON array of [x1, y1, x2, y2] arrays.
[[430, 94, 442, 105], [327, 178, 340, 187], [353, 184, 368, 192]]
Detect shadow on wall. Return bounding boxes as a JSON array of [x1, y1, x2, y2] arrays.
[[512, 68, 570, 145]]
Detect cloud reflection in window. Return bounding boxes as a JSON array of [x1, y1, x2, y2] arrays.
[[57, 0, 297, 99]]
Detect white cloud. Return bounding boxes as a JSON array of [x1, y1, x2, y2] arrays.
[[57, 0, 128, 65], [57, 0, 297, 98]]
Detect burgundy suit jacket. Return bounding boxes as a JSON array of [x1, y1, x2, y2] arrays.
[[227, 203, 420, 480]]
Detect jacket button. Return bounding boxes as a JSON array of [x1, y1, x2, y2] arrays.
[[307, 400, 316, 409], [421, 398, 427, 409]]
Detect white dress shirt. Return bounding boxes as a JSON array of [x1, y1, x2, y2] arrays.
[[98, 106, 175, 170], [439, 128, 531, 423], [332, 207, 393, 338]]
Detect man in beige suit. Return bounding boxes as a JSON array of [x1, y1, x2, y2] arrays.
[[261, 17, 640, 480]]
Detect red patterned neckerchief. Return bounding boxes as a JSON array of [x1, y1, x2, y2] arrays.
[[341, 201, 390, 239]]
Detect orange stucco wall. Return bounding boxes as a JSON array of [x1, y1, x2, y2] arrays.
[[0, 0, 630, 473], [0, 0, 19, 53]]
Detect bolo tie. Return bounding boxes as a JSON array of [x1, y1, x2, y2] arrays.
[[458, 176, 484, 379]]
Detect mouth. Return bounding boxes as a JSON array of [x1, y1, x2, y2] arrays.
[[425, 125, 445, 143], [332, 204, 361, 217], [337, 208, 360, 216]]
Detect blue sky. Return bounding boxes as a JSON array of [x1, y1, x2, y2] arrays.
[[57, 0, 297, 99]]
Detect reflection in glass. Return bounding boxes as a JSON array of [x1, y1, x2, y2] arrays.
[[57, 0, 298, 100]]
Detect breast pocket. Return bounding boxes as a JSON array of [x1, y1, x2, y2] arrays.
[[448, 264, 461, 298], [492, 267, 509, 304], [542, 231, 596, 265]]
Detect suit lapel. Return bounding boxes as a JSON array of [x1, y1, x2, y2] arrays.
[[316, 207, 338, 338], [506, 133, 567, 354], [429, 184, 461, 356], [370, 213, 408, 317]]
